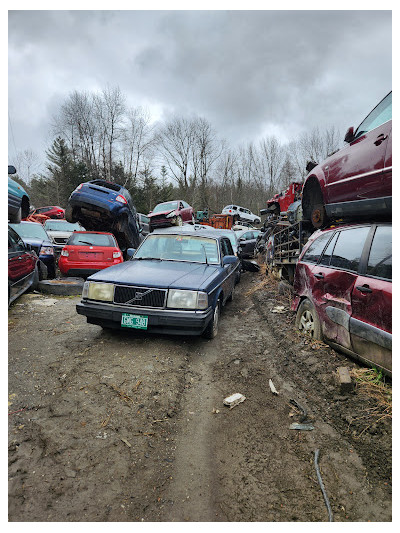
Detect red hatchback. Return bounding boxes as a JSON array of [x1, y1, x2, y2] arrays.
[[302, 92, 392, 228], [292, 222, 391, 376], [30, 206, 65, 219], [58, 231, 123, 277]]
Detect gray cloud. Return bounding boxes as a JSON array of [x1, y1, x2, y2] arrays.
[[8, 10, 391, 168]]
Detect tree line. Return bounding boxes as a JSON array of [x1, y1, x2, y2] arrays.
[[12, 85, 341, 216]]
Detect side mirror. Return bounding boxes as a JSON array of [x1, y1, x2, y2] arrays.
[[126, 248, 136, 259], [344, 126, 354, 143], [8, 165, 16, 175], [25, 243, 32, 251], [305, 160, 318, 173], [222, 255, 237, 266]]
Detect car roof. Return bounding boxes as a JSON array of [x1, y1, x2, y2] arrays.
[[72, 231, 114, 235]]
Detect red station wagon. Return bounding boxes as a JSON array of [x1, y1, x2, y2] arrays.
[[302, 92, 392, 228], [58, 231, 123, 277], [30, 206, 65, 219], [292, 222, 392, 375]]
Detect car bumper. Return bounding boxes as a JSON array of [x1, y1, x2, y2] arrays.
[[69, 192, 123, 217], [38, 254, 56, 277], [76, 300, 214, 336], [59, 258, 122, 276]]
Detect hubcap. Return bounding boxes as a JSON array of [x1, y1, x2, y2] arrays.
[[299, 310, 315, 337]]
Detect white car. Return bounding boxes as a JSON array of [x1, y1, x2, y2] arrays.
[[43, 219, 84, 253], [222, 205, 261, 225]]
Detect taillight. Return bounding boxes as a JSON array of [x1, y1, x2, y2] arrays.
[[61, 249, 69, 257], [115, 195, 127, 204], [113, 251, 122, 259]]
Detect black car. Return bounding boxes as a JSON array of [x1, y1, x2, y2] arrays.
[[66, 180, 141, 253], [10, 221, 56, 278], [76, 228, 240, 338], [236, 229, 262, 258]]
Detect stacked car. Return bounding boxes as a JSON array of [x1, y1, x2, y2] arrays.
[[291, 91, 392, 375]]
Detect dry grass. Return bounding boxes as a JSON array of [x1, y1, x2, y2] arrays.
[[244, 265, 277, 297], [349, 367, 392, 437]]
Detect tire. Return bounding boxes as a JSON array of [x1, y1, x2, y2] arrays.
[[295, 299, 323, 341], [174, 215, 183, 226], [203, 299, 220, 339], [311, 203, 329, 229]]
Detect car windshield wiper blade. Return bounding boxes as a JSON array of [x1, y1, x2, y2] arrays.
[[135, 256, 162, 261], [79, 241, 95, 245]]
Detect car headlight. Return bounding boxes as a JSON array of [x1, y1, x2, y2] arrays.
[[166, 211, 176, 219], [167, 290, 208, 310], [40, 246, 54, 255], [86, 282, 114, 302]]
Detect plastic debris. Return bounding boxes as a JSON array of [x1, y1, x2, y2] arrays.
[[223, 393, 246, 409], [269, 379, 279, 395], [290, 422, 314, 431], [272, 306, 286, 313]]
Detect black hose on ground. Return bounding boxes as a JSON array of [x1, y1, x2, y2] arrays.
[[314, 449, 334, 522]]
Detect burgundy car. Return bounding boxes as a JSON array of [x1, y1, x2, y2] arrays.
[[302, 92, 392, 228], [31, 206, 65, 219], [8, 225, 39, 305], [148, 200, 194, 231], [292, 222, 391, 375]]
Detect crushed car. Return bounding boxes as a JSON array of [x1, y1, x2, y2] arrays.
[[292, 222, 391, 376], [147, 200, 194, 231]]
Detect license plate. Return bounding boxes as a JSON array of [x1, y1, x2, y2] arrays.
[[121, 313, 148, 330]]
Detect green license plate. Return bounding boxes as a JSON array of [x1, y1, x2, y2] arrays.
[[121, 313, 148, 330]]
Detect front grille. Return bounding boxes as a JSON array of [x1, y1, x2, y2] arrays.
[[53, 237, 68, 244], [114, 285, 166, 308]]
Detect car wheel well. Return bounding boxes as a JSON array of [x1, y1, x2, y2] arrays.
[[21, 196, 30, 219], [302, 177, 323, 221]]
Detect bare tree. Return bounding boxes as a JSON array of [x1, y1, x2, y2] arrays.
[[14, 149, 42, 184]]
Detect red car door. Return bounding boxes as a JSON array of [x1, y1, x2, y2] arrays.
[[325, 92, 392, 204], [8, 227, 37, 299], [350, 225, 392, 374]]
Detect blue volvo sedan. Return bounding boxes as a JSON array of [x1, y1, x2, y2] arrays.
[[76, 229, 240, 338]]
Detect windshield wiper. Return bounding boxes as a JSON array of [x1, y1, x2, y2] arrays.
[[79, 241, 95, 246], [135, 257, 162, 261]]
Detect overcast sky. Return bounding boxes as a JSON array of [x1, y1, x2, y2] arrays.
[[8, 9, 392, 173]]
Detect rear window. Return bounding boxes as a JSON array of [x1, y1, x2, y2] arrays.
[[367, 226, 392, 280], [68, 233, 117, 247], [330, 227, 370, 272]]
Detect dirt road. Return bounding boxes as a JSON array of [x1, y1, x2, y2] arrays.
[[8, 272, 391, 522]]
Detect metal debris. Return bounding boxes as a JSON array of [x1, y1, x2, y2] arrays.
[[289, 422, 315, 431]]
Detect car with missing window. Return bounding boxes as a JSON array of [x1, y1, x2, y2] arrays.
[[292, 222, 391, 376], [221, 205, 261, 225], [147, 200, 194, 231], [9, 221, 56, 278], [66, 180, 141, 253], [302, 91, 392, 229], [76, 228, 239, 338], [8, 225, 39, 305], [58, 231, 124, 278]]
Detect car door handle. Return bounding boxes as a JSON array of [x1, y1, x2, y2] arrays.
[[356, 285, 372, 293], [374, 134, 388, 146], [313, 273, 324, 279]]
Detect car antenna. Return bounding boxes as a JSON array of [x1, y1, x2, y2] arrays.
[[201, 244, 208, 265]]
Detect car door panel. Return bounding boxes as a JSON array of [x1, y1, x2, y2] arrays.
[[325, 121, 391, 204]]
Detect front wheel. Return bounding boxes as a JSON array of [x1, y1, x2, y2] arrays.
[[295, 299, 323, 341], [174, 215, 183, 226], [65, 205, 78, 223], [203, 300, 220, 339]]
